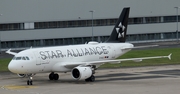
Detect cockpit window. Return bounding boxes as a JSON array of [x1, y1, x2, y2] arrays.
[[13, 57, 16, 60], [13, 56, 30, 60], [22, 57, 26, 60], [16, 57, 22, 60], [26, 57, 30, 60]]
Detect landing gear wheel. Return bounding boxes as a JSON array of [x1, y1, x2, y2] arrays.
[[29, 80, 33, 85], [89, 75, 95, 82], [85, 75, 95, 82], [27, 80, 30, 85], [49, 72, 59, 80], [53, 74, 59, 80], [27, 80, 33, 85], [49, 73, 54, 80]]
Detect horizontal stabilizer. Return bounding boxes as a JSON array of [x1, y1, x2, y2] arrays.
[[122, 45, 158, 51]]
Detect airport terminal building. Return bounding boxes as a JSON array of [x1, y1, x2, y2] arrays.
[[0, 0, 180, 50]]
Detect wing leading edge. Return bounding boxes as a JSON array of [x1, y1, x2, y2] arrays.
[[64, 53, 172, 68]]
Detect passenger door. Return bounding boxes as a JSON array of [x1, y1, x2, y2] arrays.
[[33, 51, 41, 65]]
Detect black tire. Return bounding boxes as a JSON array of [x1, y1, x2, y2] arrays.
[[89, 75, 95, 82], [53, 74, 59, 80], [85, 78, 90, 82], [30, 80, 33, 85], [27, 80, 30, 85], [49, 73, 54, 80], [85, 75, 95, 82]]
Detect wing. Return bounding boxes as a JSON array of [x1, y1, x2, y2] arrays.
[[6, 49, 17, 55], [64, 53, 172, 68]]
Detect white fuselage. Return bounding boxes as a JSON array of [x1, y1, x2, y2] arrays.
[[8, 42, 134, 74]]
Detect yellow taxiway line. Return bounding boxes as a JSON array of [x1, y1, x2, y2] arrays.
[[2, 85, 37, 90]]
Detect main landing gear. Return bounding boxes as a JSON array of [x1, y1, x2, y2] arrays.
[[85, 65, 96, 82], [85, 75, 95, 82], [49, 72, 59, 80]]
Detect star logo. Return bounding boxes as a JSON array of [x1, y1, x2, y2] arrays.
[[116, 22, 126, 38]]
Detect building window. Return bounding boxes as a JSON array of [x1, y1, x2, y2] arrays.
[[15, 41, 25, 47], [101, 19, 107, 25], [128, 18, 134, 24], [133, 17, 143, 24], [164, 16, 176, 22], [145, 17, 161, 23], [78, 20, 86, 27], [147, 34, 155, 40], [1, 15, 180, 31], [138, 34, 147, 40], [34, 40, 41, 46], [73, 38, 82, 44], [163, 32, 173, 39], [109, 18, 117, 25], [0, 23, 21, 30], [49, 22, 58, 28], [87, 20, 92, 26], [45, 39, 54, 46]]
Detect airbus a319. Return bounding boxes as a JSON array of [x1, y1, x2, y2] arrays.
[[6, 7, 171, 85]]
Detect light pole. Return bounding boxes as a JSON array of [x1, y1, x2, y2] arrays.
[[89, 10, 94, 41], [174, 7, 180, 43], [0, 14, 2, 54]]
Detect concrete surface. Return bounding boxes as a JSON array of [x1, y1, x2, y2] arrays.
[[0, 65, 180, 94]]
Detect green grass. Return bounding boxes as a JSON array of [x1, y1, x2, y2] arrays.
[[1, 48, 180, 72], [0, 58, 11, 72]]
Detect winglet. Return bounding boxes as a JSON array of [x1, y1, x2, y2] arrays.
[[168, 53, 172, 60]]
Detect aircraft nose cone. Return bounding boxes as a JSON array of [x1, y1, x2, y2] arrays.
[[8, 62, 17, 73]]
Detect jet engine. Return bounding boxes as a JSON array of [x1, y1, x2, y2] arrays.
[[17, 74, 26, 78], [71, 67, 92, 80]]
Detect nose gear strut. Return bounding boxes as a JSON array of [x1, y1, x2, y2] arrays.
[[27, 76, 33, 85]]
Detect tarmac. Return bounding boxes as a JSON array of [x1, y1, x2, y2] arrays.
[[0, 65, 180, 94]]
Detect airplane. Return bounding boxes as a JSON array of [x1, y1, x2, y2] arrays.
[[6, 7, 172, 85]]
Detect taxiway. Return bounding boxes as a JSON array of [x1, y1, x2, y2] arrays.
[[0, 65, 180, 94]]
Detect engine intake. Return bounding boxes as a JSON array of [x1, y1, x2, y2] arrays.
[[71, 67, 92, 80]]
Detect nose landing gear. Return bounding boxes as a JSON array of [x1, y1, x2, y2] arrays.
[[27, 76, 33, 85]]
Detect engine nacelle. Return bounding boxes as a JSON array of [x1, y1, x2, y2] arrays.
[[17, 74, 26, 78], [71, 67, 92, 80]]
